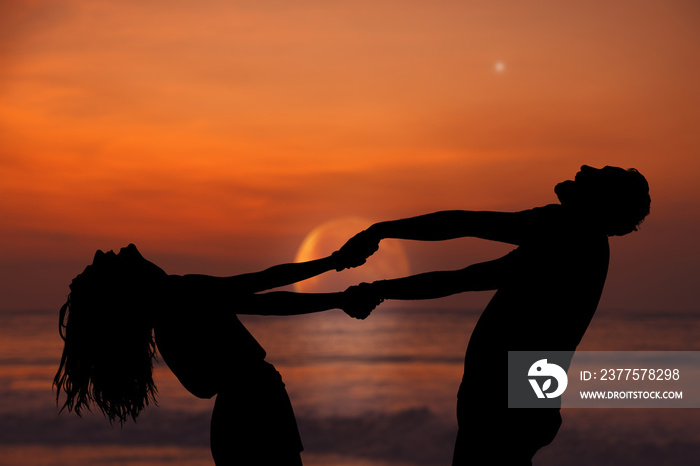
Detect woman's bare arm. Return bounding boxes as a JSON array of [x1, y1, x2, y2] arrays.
[[237, 291, 345, 316], [228, 255, 341, 293], [175, 254, 340, 296], [164, 274, 381, 319]]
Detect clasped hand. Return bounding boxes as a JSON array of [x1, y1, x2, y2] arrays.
[[332, 229, 380, 272], [341, 283, 382, 320]]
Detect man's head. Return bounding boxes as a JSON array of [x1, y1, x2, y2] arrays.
[[555, 165, 650, 236]]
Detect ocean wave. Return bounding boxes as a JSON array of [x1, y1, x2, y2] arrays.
[[0, 406, 454, 464], [3, 407, 700, 465]]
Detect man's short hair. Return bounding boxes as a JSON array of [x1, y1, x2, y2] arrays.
[[598, 168, 650, 237]]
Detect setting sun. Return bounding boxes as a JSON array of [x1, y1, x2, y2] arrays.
[[293, 217, 410, 293]]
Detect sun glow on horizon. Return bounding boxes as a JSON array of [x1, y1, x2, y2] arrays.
[[293, 218, 411, 293], [0, 1, 698, 312]]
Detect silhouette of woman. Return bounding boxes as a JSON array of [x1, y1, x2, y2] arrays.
[[53, 243, 376, 465]]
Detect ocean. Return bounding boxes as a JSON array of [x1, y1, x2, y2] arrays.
[[1, 306, 699, 465]]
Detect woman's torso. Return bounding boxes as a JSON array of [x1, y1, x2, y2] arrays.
[[154, 279, 267, 399]]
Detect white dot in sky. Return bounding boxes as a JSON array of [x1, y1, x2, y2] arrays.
[[494, 61, 506, 73]]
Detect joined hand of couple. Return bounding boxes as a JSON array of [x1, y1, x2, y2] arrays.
[[331, 229, 380, 272], [340, 283, 382, 320], [331, 228, 384, 319]]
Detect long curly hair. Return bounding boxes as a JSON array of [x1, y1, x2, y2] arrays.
[[53, 246, 164, 424]]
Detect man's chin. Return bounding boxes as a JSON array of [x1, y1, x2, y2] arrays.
[[555, 180, 576, 204]]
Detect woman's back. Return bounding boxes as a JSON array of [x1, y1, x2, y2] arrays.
[[154, 275, 267, 399]]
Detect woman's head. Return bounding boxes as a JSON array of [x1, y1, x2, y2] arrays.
[[53, 244, 167, 424]]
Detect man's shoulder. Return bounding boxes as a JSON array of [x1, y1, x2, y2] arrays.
[[515, 204, 563, 228], [520, 204, 608, 248], [517, 203, 604, 244], [524, 204, 562, 216]]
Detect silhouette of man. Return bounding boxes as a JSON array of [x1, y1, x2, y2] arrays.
[[335, 165, 651, 465]]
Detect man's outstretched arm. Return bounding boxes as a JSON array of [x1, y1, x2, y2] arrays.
[[368, 210, 525, 242], [358, 254, 509, 301], [335, 209, 534, 270]]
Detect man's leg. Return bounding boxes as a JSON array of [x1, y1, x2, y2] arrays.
[[453, 396, 561, 465]]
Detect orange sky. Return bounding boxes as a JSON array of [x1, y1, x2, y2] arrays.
[[1, 0, 699, 312]]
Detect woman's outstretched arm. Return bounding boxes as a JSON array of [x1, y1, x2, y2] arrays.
[[239, 291, 339, 316], [241, 290, 382, 319], [165, 274, 381, 319], [178, 254, 342, 295], [237, 255, 341, 292]]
